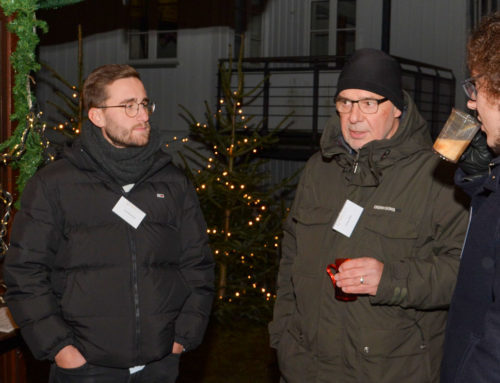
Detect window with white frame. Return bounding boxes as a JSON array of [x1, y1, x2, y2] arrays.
[[336, 0, 356, 56], [309, 0, 356, 56], [310, 0, 330, 56], [128, 0, 178, 62]]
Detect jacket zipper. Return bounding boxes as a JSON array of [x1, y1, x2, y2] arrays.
[[122, 186, 141, 365], [352, 151, 360, 174], [127, 224, 141, 364]]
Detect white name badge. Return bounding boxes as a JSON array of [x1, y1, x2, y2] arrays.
[[112, 196, 146, 229], [332, 199, 364, 238]]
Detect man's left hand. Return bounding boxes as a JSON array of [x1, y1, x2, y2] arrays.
[[172, 342, 184, 354], [334, 257, 384, 296]]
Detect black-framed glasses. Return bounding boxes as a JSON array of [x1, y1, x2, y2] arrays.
[[335, 97, 389, 114], [462, 76, 480, 100], [97, 100, 155, 117]]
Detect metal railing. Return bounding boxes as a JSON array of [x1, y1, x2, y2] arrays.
[[217, 55, 455, 161]]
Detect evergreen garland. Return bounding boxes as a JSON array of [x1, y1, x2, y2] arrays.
[[0, 0, 83, 201], [38, 0, 83, 9]]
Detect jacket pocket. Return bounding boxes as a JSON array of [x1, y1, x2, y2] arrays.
[[356, 327, 431, 383], [277, 318, 316, 383], [360, 212, 418, 262], [363, 212, 418, 239], [293, 206, 335, 276]]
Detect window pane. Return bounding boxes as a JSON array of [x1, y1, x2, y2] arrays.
[[311, 32, 329, 56], [129, 32, 148, 59], [336, 30, 355, 56], [311, 0, 330, 30], [337, 0, 356, 29], [157, 31, 177, 58]]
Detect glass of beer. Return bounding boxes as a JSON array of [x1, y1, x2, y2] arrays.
[[433, 108, 481, 163]]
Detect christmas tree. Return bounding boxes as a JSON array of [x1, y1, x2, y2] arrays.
[[179, 45, 296, 323]]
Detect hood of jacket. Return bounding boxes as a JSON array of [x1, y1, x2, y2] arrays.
[[319, 91, 432, 186]]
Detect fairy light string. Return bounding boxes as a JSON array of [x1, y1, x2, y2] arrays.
[[178, 45, 294, 323]]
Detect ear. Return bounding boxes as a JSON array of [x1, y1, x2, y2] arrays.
[[393, 106, 402, 118], [88, 108, 105, 127]]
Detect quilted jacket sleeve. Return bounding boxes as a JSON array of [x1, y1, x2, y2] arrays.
[[174, 181, 215, 351], [3, 172, 74, 360], [371, 167, 469, 310]]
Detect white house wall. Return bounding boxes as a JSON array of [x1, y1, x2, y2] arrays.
[[390, 0, 468, 108], [37, 26, 234, 143], [355, 0, 384, 49], [35, 1, 472, 188], [259, 0, 467, 107], [261, 0, 383, 57], [37, 1, 470, 137], [260, 0, 308, 57]]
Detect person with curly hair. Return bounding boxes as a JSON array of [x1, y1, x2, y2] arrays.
[[441, 11, 500, 383]]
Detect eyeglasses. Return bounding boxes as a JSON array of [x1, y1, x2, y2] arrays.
[[335, 97, 389, 114], [462, 77, 479, 100], [96, 100, 156, 117]]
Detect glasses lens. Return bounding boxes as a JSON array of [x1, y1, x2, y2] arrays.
[[358, 99, 379, 114], [124, 101, 138, 117], [123, 101, 156, 117], [335, 98, 352, 113], [462, 79, 477, 100]]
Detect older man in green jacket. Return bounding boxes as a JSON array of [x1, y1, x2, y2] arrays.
[[269, 49, 468, 383]]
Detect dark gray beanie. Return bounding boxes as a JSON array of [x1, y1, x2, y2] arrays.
[[335, 48, 405, 111]]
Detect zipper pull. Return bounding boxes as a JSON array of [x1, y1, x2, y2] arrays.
[[353, 151, 360, 174]]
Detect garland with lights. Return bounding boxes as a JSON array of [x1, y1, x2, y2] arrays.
[[180, 45, 296, 323], [0, 0, 83, 257], [0, 0, 84, 197]]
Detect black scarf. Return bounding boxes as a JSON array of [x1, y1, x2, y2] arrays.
[[80, 121, 161, 185]]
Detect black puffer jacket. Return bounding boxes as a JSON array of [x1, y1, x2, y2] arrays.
[[3, 139, 214, 368]]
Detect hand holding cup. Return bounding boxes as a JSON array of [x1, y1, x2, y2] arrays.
[[433, 108, 481, 163]]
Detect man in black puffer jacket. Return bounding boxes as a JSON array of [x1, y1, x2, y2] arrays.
[[3, 64, 215, 382]]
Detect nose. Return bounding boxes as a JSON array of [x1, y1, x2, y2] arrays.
[[136, 104, 149, 121], [348, 102, 363, 123]]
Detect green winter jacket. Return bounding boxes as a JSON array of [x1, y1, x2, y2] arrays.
[[269, 93, 469, 383]]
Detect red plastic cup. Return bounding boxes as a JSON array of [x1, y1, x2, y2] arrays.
[[326, 258, 357, 302]]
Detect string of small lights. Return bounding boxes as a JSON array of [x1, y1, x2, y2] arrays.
[[177, 50, 295, 323]]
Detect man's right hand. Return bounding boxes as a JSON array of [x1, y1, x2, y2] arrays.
[[54, 345, 87, 369], [459, 130, 493, 175]]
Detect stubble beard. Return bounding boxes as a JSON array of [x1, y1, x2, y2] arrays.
[[105, 123, 151, 148]]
